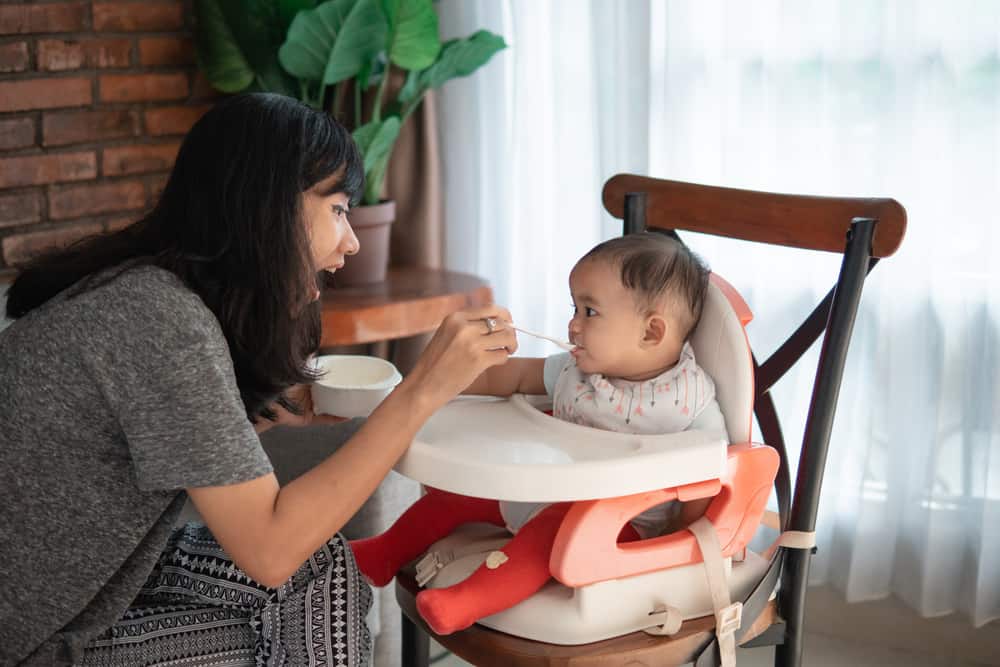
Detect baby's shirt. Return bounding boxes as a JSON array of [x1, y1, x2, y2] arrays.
[[550, 342, 715, 434], [500, 343, 720, 538]]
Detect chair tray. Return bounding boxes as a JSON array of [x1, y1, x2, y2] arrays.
[[394, 395, 728, 502]]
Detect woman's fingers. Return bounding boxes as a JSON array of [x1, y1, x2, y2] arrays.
[[483, 328, 518, 355], [461, 304, 514, 326], [404, 304, 520, 412]]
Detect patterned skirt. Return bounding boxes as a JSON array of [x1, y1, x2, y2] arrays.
[[79, 523, 373, 667]]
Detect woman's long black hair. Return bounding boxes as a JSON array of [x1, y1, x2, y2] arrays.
[[5, 93, 364, 424]]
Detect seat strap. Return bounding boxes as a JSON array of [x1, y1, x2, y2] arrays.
[[414, 534, 511, 587], [694, 524, 817, 667], [764, 530, 816, 560], [688, 517, 742, 667]]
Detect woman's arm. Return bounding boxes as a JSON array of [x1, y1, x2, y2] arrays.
[[187, 306, 517, 588], [462, 357, 546, 396]]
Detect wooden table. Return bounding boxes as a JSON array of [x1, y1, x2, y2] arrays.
[[320, 266, 493, 348]]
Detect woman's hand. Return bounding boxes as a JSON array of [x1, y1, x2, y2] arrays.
[[403, 305, 519, 414], [253, 384, 347, 434]]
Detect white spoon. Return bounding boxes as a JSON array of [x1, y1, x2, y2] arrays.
[[504, 321, 575, 351]]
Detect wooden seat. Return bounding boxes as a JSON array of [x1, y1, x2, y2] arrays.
[[396, 175, 906, 667], [397, 572, 779, 666]]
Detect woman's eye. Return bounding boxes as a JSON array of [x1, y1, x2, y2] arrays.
[[332, 205, 349, 218]]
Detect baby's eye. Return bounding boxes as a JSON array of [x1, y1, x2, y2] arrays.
[[585, 307, 597, 317]]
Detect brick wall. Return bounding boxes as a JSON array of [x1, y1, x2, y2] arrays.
[[0, 1, 214, 270]]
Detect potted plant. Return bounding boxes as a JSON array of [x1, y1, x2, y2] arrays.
[[193, 0, 506, 284]]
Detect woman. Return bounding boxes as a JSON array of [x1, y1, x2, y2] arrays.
[[0, 93, 516, 666]]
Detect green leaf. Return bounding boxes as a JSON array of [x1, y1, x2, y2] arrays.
[[279, 0, 350, 81], [194, 0, 255, 92], [279, 0, 387, 85], [351, 116, 401, 175], [325, 0, 387, 84], [253, 58, 298, 96], [194, 0, 298, 95], [397, 69, 420, 106], [383, 0, 440, 70], [278, 0, 317, 30], [352, 116, 401, 203], [417, 30, 505, 92]]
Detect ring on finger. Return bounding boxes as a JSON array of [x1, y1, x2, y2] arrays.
[[484, 317, 498, 333]]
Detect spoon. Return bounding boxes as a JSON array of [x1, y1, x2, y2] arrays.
[[504, 321, 575, 351]]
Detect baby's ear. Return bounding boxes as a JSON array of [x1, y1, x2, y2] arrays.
[[642, 314, 668, 347]]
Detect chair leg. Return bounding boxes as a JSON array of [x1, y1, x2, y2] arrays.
[[401, 612, 430, 667], [773, 548, 809, 667]]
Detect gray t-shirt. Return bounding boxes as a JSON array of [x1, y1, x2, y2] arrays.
[[0, 265, 273, 665]]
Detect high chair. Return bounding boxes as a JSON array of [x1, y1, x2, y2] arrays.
[[392, 175, 906, 667]]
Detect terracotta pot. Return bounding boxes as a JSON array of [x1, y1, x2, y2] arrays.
[[335, 200, 395, 286]]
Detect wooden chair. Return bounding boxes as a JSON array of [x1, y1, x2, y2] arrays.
[[396, 174, 907, 667]]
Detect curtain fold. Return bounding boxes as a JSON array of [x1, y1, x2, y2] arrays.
[[386, 92, 444, 271], [436, 0, 1000, 627]]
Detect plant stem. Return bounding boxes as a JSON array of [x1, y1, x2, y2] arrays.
[[355, 77, 362, 126], [400, 93, 423, 126], [372, 65, 390, 123], [332, 82, 347, 118]]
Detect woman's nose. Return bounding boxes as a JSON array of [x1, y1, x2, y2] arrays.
[[343, 222, 360, 256]]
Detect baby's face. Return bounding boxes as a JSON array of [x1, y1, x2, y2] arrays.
[[567, 259, 681, 379]]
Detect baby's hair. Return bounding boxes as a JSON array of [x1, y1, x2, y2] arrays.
[[579, 232, 710, 341]]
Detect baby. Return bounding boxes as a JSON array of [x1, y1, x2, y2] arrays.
[[350, 232, 724, 635]]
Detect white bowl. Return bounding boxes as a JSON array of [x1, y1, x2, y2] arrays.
[[311, 355, 403, 418]]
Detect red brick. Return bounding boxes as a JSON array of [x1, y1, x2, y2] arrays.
[[189, 71, 218, 101], [93, 2, 183, 32], [139, 36, 193, 66], [0, 78, 92, 113], [0, 3, 87, 35], [2, 221, 104, 266], [0, 117, 35, 150], [0, 152, 96, 189], [49, 180, 145, 220], [0, 41, 29, 72], [42, 110, 139, 147], [102, 142, 179, 176], [143, 105, 209, 136], [0, 191, 42, 228], [99, 73, 187, 103], [37, 38, 132, 71]]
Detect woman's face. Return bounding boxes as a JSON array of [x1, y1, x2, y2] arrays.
[[302, 170, 360, 287]]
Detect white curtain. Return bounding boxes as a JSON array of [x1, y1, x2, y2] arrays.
[[436, 0, 1000, 627]]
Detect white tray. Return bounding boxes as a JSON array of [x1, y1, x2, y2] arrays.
[[394, 394, 728, 502]]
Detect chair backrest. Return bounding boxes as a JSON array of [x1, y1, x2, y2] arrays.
[[604, 174, 905, 258], [688, 275, 754, 445]]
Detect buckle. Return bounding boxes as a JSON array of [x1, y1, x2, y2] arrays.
[[414, 552, 443, 587], [716, 601, 743, 637], [643, 605, 682, 636]]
